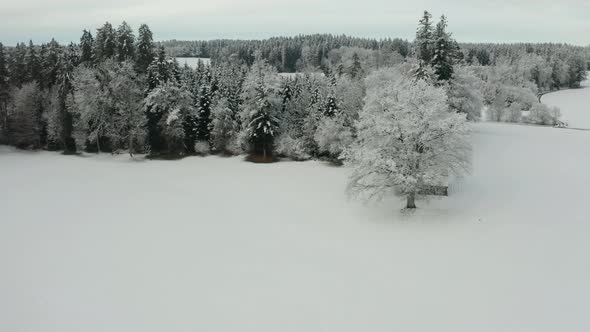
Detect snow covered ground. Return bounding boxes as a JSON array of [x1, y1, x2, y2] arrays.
[[542, 72, 590, 129], [176, 57, 211, 68], [1, 120, 590, 332]]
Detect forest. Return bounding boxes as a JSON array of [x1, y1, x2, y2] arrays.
[[0, 12, 588, 207]]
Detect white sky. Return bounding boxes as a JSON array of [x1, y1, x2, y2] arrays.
[[1, 0, 589, 46]]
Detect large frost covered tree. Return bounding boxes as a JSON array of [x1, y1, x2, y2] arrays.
[[71, 60, 145, 154], [345, 67, 471, 209], [144, 81, 195, 156]]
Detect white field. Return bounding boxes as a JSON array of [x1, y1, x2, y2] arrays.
[[2, 120, 590, 332], [176, 57, 211, 68], [542, 72, 590, 129]]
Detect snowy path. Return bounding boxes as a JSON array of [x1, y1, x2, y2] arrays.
[[542, 72, 590, 129], [1, 123, 590, 332]]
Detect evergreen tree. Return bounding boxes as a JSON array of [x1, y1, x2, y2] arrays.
[[7, 82, 43, 149], [324, 93, 338, 117], [245, 80, 279, 158], [25, 41, 42, 83], [116, 21, 135, 62], [350, 53, 362, 79], [144, 47, 181, 153], [135, 24, 155, 73], [79, 29, 94, 64], [94, 22, 116, 61], [42, 39, 61, 89], [415, 10, 434, 65], [146, 46, 179, 90], [9, 43, 27, 87], [196, 84, 212, 143], [432, 15, 456, 82]]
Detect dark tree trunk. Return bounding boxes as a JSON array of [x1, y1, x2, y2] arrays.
[[406, 193, 417, 209]]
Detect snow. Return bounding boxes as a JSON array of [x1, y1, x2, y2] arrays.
[[175, 57, 211, 68], [1, 123, 590, 331], [541, 72, 590, 129]]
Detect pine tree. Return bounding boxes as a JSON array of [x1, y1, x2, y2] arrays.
[[25, 41, 42, 83], [116, 21, 135, 62], [415, 10, 434, 65], [350, 53, 362, 79], [9, 43, 27, 87], [432, 15, 455, 82], [324, 93, 338, 117], [94, 22, 116, 61], [42, 39, 62, 89], [196, 84, 212, 143], [79, 29, 94, 64], [135, 24, 155, 73], [245, 80, 279, 158]]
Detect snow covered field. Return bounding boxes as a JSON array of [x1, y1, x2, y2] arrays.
[[175, 57, 211, 68], [542, 72, 590, 129], [1, 120, 590, 332]]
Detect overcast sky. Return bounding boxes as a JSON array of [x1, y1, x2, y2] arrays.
[[1, 0, 589, 46]]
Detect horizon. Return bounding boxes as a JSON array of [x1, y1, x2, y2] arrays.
[[2, 32, 589, 48]]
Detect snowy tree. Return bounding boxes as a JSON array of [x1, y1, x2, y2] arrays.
[[432, 15, 456, 82], [567, 55, 588, 88], [323, 92, 338, 117], [116, 21, 135, 62], [71, 60, 145, 154], [415, 11, 434, 65], [314, 114, 353, 161], [41, 39, 62, 89], [7, 82, 43, 149], [345, 67, 471, 209], [25, 41, 42, 83], [244, 80, 279, 159], [196, 84, 212, 143], [211, 97, 240, 154], [135, 24, 155, 73], [240, 59, 281, 160], [143, 81, 195, 156], [79, 30, 94, 64], [9, 43, 27, 87], [55, 51, 77, 153], [523, 103, 561, 126], [94, 22, 117, 61], [350, 53, 363, 79], [146, 47, 180, 90], [447, 66, 484, 121]]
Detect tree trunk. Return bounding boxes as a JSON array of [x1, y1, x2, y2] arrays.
[[129, 136, 134, 158], [406, 193, 417, 209]]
